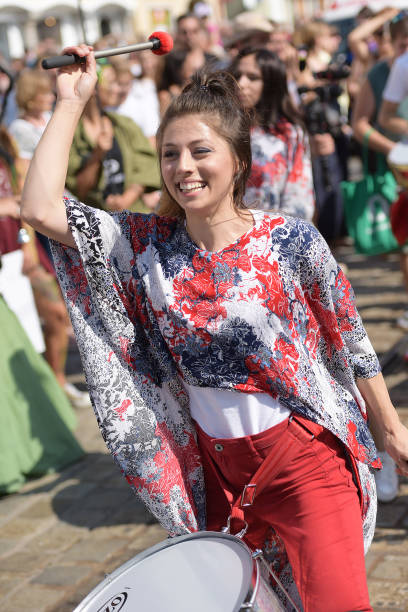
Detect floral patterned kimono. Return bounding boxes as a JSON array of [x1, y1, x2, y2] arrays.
[[245, 119, 315, 222], [51, 199, 380, 610]]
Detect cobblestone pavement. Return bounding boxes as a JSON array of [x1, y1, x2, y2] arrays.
[[0, 245, 407, 612]]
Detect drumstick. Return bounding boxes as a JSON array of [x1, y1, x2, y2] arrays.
[[41, 31, 173, 70]]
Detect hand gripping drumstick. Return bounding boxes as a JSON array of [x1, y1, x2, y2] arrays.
[[41, 31, 173, 70]]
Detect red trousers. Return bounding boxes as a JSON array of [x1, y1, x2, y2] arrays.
[[196, 415, 372, 612]]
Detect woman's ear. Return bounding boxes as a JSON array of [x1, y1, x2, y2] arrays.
[[233, 158, 241, 183]]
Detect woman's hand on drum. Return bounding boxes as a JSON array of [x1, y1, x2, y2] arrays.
[[384, 421, 408, 476], [56, 44, 97, 108]]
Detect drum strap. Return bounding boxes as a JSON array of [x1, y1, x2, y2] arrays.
[[215, 414, 324, 535]]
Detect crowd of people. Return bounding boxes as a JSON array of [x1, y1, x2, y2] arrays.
[[2, 2, 408, 609]]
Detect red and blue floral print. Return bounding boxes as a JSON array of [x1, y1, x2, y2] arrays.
[[51, 199, 380, 609], [245, 119, 315, 221]]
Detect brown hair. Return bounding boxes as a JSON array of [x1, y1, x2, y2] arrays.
[[15, 69, 52, 112], [390, 14, 408, 41], [357, 6, 375, 20], [230, 47, 304, 131], [156, 70, 252, 218], [0, 127, 19, 193], [293, 20, 331, 51]]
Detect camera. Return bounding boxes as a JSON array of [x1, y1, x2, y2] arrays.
[[298, 62, 350, 137]]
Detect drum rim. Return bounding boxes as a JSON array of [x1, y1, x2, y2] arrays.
[[73, 530, 256, 612]]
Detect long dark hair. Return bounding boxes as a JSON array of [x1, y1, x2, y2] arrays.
[[157, 70, 252, 218], [230, 47, 304, 132]]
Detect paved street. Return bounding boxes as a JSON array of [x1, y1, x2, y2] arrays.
[[0, 244, 407, 611]]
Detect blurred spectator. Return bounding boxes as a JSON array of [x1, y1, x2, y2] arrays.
[[378, 18, 408, 136], [294, 20, 341, 77], [377, 14, 408, 336], [110, 53, 160, 147], [93, 33, 119, 52], [0, 129, 84, 489], [0, 59, 18, 127], [175, 12, 209, 53], [0, 140, 84, 493], [0, 126, 26, 256], [295, 20, 346, 245], [188, 0, 225, 58], [230, 47, 314, 221], [0, 270, 84, 494], [9, 70, 54, 178], [347, 7, 398, 105], [27, 38, 59, 68], [223, 11, 274, 58], [7, 71, 90, 408], [160, 12, 218, 115], [267, 22, 301, 105], [158, 48, 207, 115], [349, 14, 408, 503], [175, 11, 219, 62], [66, 63, 160, 213], [353, 12, 408, 154], [267, 22, 291, 56]]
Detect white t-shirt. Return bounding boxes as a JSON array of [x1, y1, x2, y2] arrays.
[[115, 79, 160, 138], [9, 112, 51, 160], [383, 52, 408, 104], [182, 381, 290, 439]]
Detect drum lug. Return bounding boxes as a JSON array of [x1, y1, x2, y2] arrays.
[[252, 549, 263, 560], [239, 604, 254, 610]]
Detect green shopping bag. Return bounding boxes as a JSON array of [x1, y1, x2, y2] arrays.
[[341, 147, 399, 255]]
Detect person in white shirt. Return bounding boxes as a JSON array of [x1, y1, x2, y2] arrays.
[[379, 46, 408, 135], [111, 53, 160, 147], [378, 27, 408, 337]]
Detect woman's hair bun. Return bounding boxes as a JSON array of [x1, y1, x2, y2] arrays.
[[187, 69, 242, 102]]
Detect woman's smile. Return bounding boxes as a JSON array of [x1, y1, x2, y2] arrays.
[[177, 180, 207, 194]]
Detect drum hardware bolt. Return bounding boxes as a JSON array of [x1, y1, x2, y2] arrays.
[[239, 604, 254, 609], [252, 549, 263, 559], [17, 228, 31, 244]]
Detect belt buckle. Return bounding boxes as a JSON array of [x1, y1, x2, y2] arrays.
[[241, 483, 257, 507], [289, 413, 317, 441]]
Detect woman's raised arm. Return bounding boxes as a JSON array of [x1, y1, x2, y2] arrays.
[[20, 45, 97, 248]]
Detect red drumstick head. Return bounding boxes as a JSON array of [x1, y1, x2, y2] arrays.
[[149, 31, 173, 55]]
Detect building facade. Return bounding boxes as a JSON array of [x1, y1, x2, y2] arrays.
[[0, 0, 225, 60], [1, 0, 393, 60]]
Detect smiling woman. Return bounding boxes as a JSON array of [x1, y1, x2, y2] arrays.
[[156, 71, 254, 252], [159, 115, 252, 251], [20, 44, 408, 612]]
